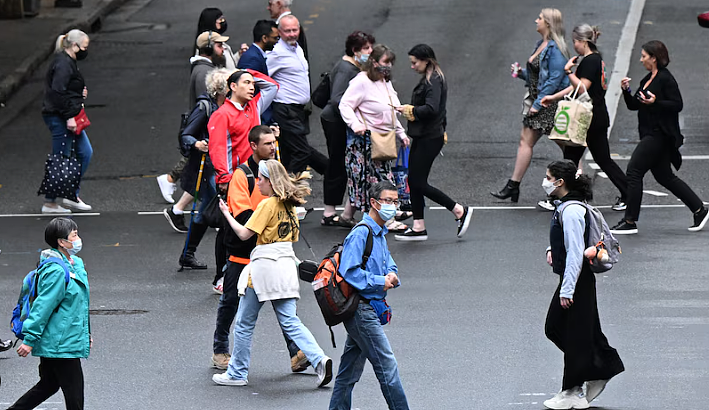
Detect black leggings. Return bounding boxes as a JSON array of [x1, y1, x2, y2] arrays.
[[408, 136, 456, 220], [9, 358, 84, 410], [321, 117, 348, 206], [624, 134, 703, 221], [563, 126, 628, 200]]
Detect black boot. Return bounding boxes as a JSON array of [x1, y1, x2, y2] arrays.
[[179, 222, 208, 270], [491, 179, 520, 202]]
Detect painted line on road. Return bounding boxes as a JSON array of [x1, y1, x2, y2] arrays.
[[0, 213, 101, 218]]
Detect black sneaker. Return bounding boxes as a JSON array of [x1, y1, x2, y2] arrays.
[[688, 206, 709, 232], [163, 208, 188, 233], [179, 253, 208, 270], [0, 339, 12, 352], [394, 229, 428, 242], [456, 206, 473, 238], [611, 220, 638, 235], [611, 197, 627, 211]]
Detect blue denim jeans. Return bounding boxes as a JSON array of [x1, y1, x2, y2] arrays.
[[329, 302, 409, 410], [193, 176, 216, 225], [42, 114, 93, 201], [226, 287, 325, 380]]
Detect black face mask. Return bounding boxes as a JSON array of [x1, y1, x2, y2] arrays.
[[75, 48, 88, 61], [216, 21, 228, 34], [375, 65, 391, 78]]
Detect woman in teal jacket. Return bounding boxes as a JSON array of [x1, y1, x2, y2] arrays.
[[8, 217, 91, 410]]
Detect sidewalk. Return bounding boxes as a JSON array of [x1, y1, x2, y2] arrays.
[[0, 0, 127, 104]]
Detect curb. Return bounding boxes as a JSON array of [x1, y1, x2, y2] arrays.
[[0, 0, 130, 104]]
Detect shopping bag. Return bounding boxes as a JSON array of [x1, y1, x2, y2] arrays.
[[548, 82, 593, 147], [37, 153, 82, 202], [392, 147, 411, 210]]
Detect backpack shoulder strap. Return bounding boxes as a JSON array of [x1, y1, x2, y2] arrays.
[[557, 200, 587, 227], [38, 257, 71, 284], [198, 99, 212, 118], [353, 223, 374, 269], [238, 162, 255, 194]]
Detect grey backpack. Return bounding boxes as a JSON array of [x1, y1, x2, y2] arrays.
[[558, 200, 621, 273]]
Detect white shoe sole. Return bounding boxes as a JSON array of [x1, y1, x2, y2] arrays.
[[212, 373, 247, 386], [42, 205, 71, 214], [611, 205, 627, 211], [688, 211, 709, 232], [457, 206, 473, 238], [59, 198, 92, 211], [537, 202, 555, 212], [611, 228, 637, 235], [157, 175, 176, 204], [163, 209, 187, 233], [394, 234, 428, 242]]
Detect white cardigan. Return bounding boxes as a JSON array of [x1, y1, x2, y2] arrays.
[[237, 242, 300, 302]]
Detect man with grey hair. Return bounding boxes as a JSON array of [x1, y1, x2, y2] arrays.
[[267, 15, 327, 174]]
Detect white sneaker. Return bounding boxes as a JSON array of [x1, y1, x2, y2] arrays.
[[584, 379, 608, 403], [543, 387, 589, 409], [212, 372, 247, 386], [213, 277, 224, 295], [315, 356, 333, 387], [157, 174, 176, 204], [537, 199, 556, 212], [42, 204, 71, 214], [60, 198, 92, 211]]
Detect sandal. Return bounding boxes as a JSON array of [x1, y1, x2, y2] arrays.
[[395, 211, 413, 222], [386, 220, 409, 233], [337, 215, 357, 228], [321, 214, 341, 226]]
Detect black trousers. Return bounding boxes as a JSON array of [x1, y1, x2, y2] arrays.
[[624, 134, 702, 221], [545, 267, 624, 390], [272, 102, 328, 175], [409, 136, 456, 220], [9, 357, 84, 410], [564, 126, 629, 201], [213, 227, 227, 284], [321, 116, 348, 206]]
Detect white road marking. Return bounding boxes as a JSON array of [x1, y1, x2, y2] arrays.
[[0, 213, 100, 218], [643, 190, 669, 197]]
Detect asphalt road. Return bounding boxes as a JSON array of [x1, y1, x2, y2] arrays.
[[1, 0, 708, 409]]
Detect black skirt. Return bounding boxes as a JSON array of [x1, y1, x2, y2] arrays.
[[544, 265, 625, 390]]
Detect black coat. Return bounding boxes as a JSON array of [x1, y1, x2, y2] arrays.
[[180, 94, 218, 195], [42, 52, 85, 119], [407, 72, 447, 140], [623, 67, 684, 169]]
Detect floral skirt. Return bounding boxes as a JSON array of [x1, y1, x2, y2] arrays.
[[523, 101, 558, 135], [346, 128, 394, 212]]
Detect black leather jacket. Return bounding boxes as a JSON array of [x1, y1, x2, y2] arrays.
[[406, 72, 447, 140]]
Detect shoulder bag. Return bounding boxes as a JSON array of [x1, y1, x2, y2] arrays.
[[357, 86, 397, 161]]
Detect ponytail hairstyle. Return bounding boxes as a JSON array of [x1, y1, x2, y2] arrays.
[[260, 159, 312, 205], [573, 24, 602, 55], [541, 8, 570, 59], [547, 160, 593, 201], [55, 29, 88, 53], [408, 43, 445, 84]]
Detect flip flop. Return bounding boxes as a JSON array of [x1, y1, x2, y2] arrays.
[[386, 220, 409, 233], [395, 211, 413, 222]]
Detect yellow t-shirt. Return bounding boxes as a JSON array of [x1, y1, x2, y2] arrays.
[[245, 197, 300, 245]]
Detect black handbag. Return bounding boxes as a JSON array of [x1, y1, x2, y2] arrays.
[[37, 152, 82, 202], [310, 71, 331, 109], [201, 193, 225, 228]]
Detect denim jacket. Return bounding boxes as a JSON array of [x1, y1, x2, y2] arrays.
[[518, 40, 569, 111]]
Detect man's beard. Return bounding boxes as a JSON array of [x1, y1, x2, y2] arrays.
[[212, 54, 226, 68]]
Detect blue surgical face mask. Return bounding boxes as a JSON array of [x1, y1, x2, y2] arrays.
[[375, 201, 397, 221], [355, 53, 369, 65], [65, 238, 82, 255]]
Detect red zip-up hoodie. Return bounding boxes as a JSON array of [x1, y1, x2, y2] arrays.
[[208, 69, 278, 184]]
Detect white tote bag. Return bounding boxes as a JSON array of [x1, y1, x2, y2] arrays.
[[548, 82, 593, 147]]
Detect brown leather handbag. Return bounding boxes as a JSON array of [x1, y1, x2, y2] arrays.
[[357, 106, 397, 161]]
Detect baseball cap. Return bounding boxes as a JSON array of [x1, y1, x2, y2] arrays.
[[196, 31, 229, 48]]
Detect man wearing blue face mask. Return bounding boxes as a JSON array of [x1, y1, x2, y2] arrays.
[[329, 181, 409, 410]]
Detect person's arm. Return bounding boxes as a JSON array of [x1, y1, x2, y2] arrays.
[[266, 47, 285, 79], [50, 60, 82, 119], [207, 110, 232, 185], [541, 84, 574, 106], [180, 104, 209, 155], [339, 79, 366, 133], [384, 242, 400, 288], [534, 47, 567, 111], [250, 69, 279, 115], [653, 73, 683, 112], [21, 266, 68, 349], [560, 205, 587, 302], [412, 75, 443, 121], [339, 228, 387, 293], [219, 198, 256, 240], [329, 66, 358, 112]]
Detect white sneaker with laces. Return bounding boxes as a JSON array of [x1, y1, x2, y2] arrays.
[[537, 199, 556, 212], [60, 198, 92, 211], [157, 174, 176, 204], [42, 204, 71, 214], [212, 372, 247, 386], [316, 356, 333, 387], [543, 386, 589, 409], [584, 379, 608, 403], [213, 277, 224, 295]]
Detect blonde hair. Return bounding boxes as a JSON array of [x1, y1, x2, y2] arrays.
[[572, 24, 602, 50], [541, 8, 570, 58], [55, 29, 88, 53], [262, 159, 311, 205], [206, 68, 233, 97]]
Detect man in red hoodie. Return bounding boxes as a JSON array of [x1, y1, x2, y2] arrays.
[[208, 69, 279, 191]]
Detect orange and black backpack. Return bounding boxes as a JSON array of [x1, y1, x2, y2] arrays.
[[311, 223, 373, 347]]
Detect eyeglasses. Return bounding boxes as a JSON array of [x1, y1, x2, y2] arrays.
[[377, 198, 399, 206]]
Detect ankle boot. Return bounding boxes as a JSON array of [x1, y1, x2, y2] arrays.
[[490, 179, 520, 202]]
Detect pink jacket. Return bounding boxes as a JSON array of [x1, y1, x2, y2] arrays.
[[339, 72, 407, 141]]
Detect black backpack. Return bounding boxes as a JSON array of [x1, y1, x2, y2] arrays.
[[178, 99, 212, 157], [202, 163, 254, 228]]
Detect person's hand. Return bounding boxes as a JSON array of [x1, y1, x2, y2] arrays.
[[353, 124, 367, 135], [17, 343, 32, 357], [269, 125, 280, 138], [529, 107, 538, 115], [195, 140, 209, 152], [239, 43, 249, 55], [82, 86, 88, 99], [394, 106, 405, 113], [638, 90, 656, 105], [546, 250, 553, 266], [218, 183, 228, 193], [383, 272, 399, 290], [560, 297, 573, 309], [218, 198, 230, 215], [400, 135, 410, 147], [564, 56, 579, 72], [620, 77, 632, 91], [90, 336, 94, 349], [540, 95, 555, 108], [66, 117, 77, 133]]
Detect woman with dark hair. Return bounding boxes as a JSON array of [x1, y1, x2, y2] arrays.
[[542, 24, 629, 212], [7, 217, 91, 410], [393, 44, 472, 241], [339, 44, 411, 232], [542, 160, 624, 410], [610, 40, 709, 234], [194, 7, 239, 69], [321, 31, 375, 228]]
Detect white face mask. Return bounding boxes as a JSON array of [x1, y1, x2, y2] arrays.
[[542, 178, 558, 196]]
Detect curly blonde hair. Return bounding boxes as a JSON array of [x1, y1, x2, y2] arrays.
[[206, 68, 233, 97], [261, 159, 311, 205]]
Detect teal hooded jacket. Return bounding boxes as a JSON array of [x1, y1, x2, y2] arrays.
[[22, 249, 91, 358]]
